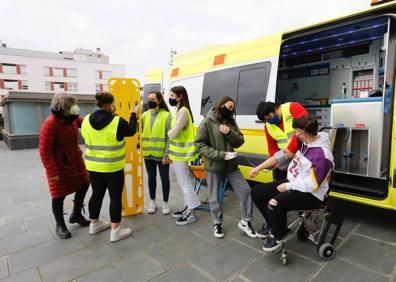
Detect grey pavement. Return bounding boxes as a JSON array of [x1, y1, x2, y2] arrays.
[[1, 141, 396, 282]]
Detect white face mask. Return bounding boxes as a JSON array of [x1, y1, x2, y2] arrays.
[[69, 104, 80, 115]]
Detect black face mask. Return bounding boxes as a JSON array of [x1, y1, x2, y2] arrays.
[[169, 98, 178, 106], [219, 106, 233, 120], [148, 101, 158, 109]]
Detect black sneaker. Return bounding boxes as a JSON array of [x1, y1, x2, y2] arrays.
[[256, 224, 271, 239], [238, 220, 256, 238], [172, 206, 187, 219], [214, 223, 224, 238], [262, 236, 284, 252], [176, 211, 197, 226]]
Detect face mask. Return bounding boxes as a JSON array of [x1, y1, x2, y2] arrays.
[[169, 98, 178, 106], [148, 101, 158, 109], [267, 114, 280, 125], [69, 104, 80, 115], [219, 106, 233, 119]]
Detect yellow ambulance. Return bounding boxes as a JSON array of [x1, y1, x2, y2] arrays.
[[144, 0, 396, 210]]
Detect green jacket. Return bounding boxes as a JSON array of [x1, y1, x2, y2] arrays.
[[195, 108, 245, 173]]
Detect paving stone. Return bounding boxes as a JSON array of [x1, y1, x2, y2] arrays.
[[110, 224, 176, 258], [0, 256, 7, 279], [150, 263, 213, 282], [0, 222, 25, 240], [1, 267, 41, 282], [233, 233, 264, 252], [77, 251, 165, 282], [241, 252, 319, 282], [338, 234, 396, 275], [23, 213, 54, 232], [0, 228, 53, 256], [73, 226, 111, 247], [153, 217, 191, 237], [39, 242, 119, 282], [356, 220, 396, 244], [8, 237, 83, 274], [312, 258, 389, 282], [192, 239, 262, 281], [145, 231, 215, 268]]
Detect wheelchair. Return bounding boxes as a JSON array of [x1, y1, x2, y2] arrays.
[[275, 202, 344, 265]]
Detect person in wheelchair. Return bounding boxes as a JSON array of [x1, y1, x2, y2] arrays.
[[249, 116, 334, 252]]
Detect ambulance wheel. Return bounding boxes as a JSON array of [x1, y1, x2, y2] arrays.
[[297, 224, 309, 242], [318, 243, 335, 260]]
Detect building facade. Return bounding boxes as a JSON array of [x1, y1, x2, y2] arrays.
[[0, 40, 125, 99]]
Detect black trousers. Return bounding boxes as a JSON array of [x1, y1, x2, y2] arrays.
[[144, 158, 170, 202], [251, 180, 323, 240], [52, 185, 88, 222], [88, 169, 124, 223]]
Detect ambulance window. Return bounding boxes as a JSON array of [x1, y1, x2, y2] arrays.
[[236, 65, 270, 115], [201, 69, 238, 115]]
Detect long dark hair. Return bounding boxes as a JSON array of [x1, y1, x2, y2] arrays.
[[170, 86, 194, 123], [148, 90, 169, 112], [214, 96, 236, 121]]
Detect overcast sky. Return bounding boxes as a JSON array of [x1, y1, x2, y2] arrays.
[[1, 0, 370, 82]]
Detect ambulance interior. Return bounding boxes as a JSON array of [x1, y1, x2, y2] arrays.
[[276, 16, 394, 198]]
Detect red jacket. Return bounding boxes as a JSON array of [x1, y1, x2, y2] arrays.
[[264, 102, 308, 157], [39, 114, 90, 198]]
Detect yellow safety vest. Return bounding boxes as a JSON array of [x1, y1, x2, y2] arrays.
[[81, 115, 126, 173], [265, 102, 294, 149], [142, 109, 169, 158], [169, 107, 197, 161]]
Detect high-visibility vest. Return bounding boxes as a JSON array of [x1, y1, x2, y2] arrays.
[[169, 107, 197, 161], [265, 102, 294, 150], [142, 109, 169, 158], [81, 115, 126, 173]]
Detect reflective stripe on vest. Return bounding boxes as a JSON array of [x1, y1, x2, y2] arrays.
[[169, 107, 197, 161], [81, 115, 126, 173], [265, 102, 294, 150], [142, 110, 169, 158]]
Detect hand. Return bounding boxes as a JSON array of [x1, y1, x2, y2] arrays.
[[133, 104, 139, 114], [52, 175, 59, 181], [224, 152, 237, 160], [249, 167, 261, 178], [219, 124, 230, 135], [283, 148, 294, 160], [277, 183, 287, 193], [162, 156, 172, 165]]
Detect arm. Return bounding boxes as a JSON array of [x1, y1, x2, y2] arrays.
[[195, 120, 225, 161], [39, 121, 59, 178], [163, 114, 172, 160], [167, 109, 188, 139], [116, 113, 137, 141], [227, 122, 245, 148]]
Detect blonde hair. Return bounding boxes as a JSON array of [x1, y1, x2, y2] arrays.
[[50, 93, 77, 112]]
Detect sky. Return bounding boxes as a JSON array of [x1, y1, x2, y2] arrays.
[[0, 0, 371, 82]]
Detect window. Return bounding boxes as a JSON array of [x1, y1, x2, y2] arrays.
[[53, 68, 63, 77], [201, 62, 271, 115], [43, 67, 50, 76], [20, 65, 27, 75], [3, 64, 17, 74], [21, 80, 28, 90], [95, 83, 107, 92], [95, 70, 101, 79], [102, 84, 108, 91], [68, 82, 78, 92], [45, 81, 51, 91], [102, 71, 112, 80], [4, 80, 18, 90], [67, 68, 77, 77], [95, 83, 102, 92]]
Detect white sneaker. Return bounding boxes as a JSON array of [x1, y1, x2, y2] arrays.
[[238, 220, 257, 238], [89, 220, 111, 235], [110, 227, 132, 242], [162, 202, 170, 215], [147, 200, 157, 214]]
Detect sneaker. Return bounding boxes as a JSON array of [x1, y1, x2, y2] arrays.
[[176, 210, 197, 226], [162, 202, 170, 215], [238, 220, 257, 238], [262, 236, 285, 252], [89, 220, 111, 235], [172, 206, 187, 219], [110, 227, 132, 242], [256, 223, 271, 239], [214, 223, 224, 238], [147, 200, 157, 214]]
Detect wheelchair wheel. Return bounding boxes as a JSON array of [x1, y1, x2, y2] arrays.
[[280, 250, 287, 265], [318, 243, 335, 260], [296, 224, 309, 242]]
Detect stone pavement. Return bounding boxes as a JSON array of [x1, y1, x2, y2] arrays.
[[1, 142, 396, 282]]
